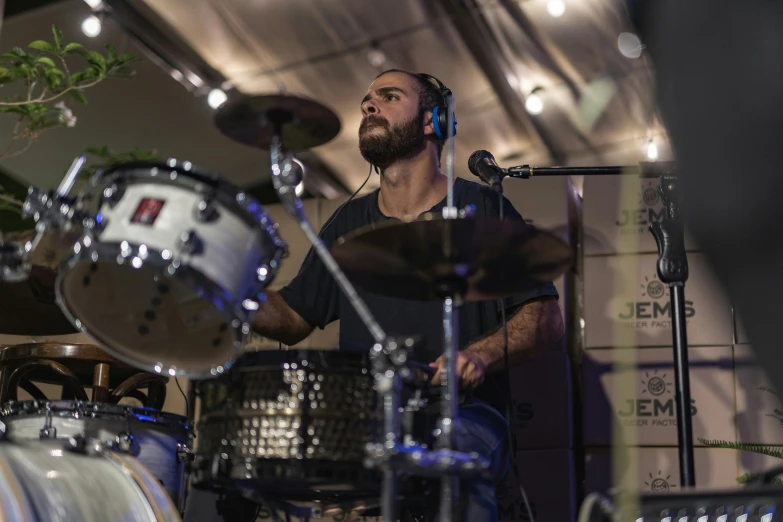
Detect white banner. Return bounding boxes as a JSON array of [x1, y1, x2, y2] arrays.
[[584, 253, 734, 348], [583, 346, 736, 446]]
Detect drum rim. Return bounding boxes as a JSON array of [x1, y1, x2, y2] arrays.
[[83, 159, 287, 253], [1, 399, 191, 428], [53, 240, 249, 378]]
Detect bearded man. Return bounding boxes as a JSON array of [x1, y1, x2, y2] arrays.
[[184, 69, 564, 522]]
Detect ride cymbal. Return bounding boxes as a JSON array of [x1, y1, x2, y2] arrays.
[[330, 215, 572, 302], [214, 94, 341, 151]]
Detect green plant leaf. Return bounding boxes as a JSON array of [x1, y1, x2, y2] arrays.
[[85, 51, 106, 74], [699, 438, 783, 459], [11, 47, 26, 58], [35, 56, 56, 68], [52, 26, 63, 52], [106, 44, 117, 62], [44, 69, 64, 90], [68, 88, 87, 105], [28, 40, 55, 53], [108, 66, 135, 79], [62, 42, 85, 56]]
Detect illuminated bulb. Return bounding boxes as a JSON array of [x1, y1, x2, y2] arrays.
[[367, 47, 386, 68], [81, 15, 102, 38], [618, 32, 643, 59], [761, 514, 772, 522], [646, 139, 659, 160], [525, 92, 544, 115], [83, 0, 104, 7], [698, 517, 708, 522], [547, 0, 566, 17], [207, 88, 228, 109]]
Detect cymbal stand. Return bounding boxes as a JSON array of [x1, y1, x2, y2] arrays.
[[265, 113, 400, 521], [0, 155, 87, 282], [440, 89, 460, 522]]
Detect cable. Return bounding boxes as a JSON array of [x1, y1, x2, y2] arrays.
[[175, 377, 189, 421], [318, 163, 373, 238], [497, 192, 536, 522]]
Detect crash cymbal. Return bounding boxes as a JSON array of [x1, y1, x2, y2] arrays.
[[330, 215, 572, 302], [215, 94, 341, 151], [0, 228, 80, 336]]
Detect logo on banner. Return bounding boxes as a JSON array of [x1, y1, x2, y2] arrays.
[[644, 470, 677, 493], [513, 400, 535, 428], [618, 370, 698, 427], [618, 271, 695, 329], [615, 180, 665, 234]]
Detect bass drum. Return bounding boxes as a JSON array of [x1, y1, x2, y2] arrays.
[[1, 400, 191, 512], [0, 439, 181, 522]]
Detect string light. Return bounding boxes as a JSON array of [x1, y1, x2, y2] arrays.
[[367, 45, 387, 68], [207, 88, 228, 109], [82, 0, 104, 8], [547, 0, 566, 17], [81, 15, 102, 37], [646, 139, 659, 160], [525, 88, 544, 115], [618, 32, 644, 59]]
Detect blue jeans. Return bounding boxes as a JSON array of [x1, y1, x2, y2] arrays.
[[439, 396, 511, 522], [183, 396, 510, 522]]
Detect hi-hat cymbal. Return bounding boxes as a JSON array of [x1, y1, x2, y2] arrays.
[[215, 94, 341, 151], [330, 215, 573, 302], [0, 229, 79, 336]]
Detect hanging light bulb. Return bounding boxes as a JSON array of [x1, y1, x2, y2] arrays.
[[81, 15, 102, 38], [367, 45, 387, 68], [547, 0, 566, 17], [82, 0, 104, 7], [207, 88, 228, 109], [525, 89, 544, 115], [646, 139, 659, 160]]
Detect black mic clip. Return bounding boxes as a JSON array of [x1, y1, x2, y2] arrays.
[[506, 165, 532, 179]]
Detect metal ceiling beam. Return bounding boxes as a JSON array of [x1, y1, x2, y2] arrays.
[[437, 0, 565, 164], [497, 0, 602, 159], [85, 0, 350, 197], [498, 0, 586, 99]]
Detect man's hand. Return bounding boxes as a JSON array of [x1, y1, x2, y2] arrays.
[[429, 351, 488, 391]]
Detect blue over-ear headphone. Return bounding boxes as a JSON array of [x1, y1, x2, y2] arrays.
[[416, 73, 457, 140]]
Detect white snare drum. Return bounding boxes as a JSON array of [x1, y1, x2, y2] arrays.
[[1, 400, 191, 511], [0, 439, 181, 522], [55, 160, 287, 377]]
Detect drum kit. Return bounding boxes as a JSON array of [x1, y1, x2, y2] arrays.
[[0, 89, 572, 521]]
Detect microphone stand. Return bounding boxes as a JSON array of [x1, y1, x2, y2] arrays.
[[503, 160, 695, 488]]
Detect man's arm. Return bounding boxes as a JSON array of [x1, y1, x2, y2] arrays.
[[251, 291, 315, 346], [430, 297, 564, 389], [465, 297, 564, 372]]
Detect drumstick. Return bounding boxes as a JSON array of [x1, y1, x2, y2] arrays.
[[0, 194, 23, 207]]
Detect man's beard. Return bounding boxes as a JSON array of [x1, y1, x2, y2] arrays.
[[358, 112, 426, 169]]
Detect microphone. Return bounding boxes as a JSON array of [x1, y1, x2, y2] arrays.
[[468, 150, 506, 192]]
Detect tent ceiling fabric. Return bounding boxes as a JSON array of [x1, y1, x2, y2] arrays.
[[139, 0, 662, 192]]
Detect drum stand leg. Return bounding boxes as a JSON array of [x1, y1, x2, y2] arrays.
[[438, 295, 461, 522], [381, 373, 403, 522]]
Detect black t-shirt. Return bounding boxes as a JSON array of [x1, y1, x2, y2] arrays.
[[278, 177, 559, 415]]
